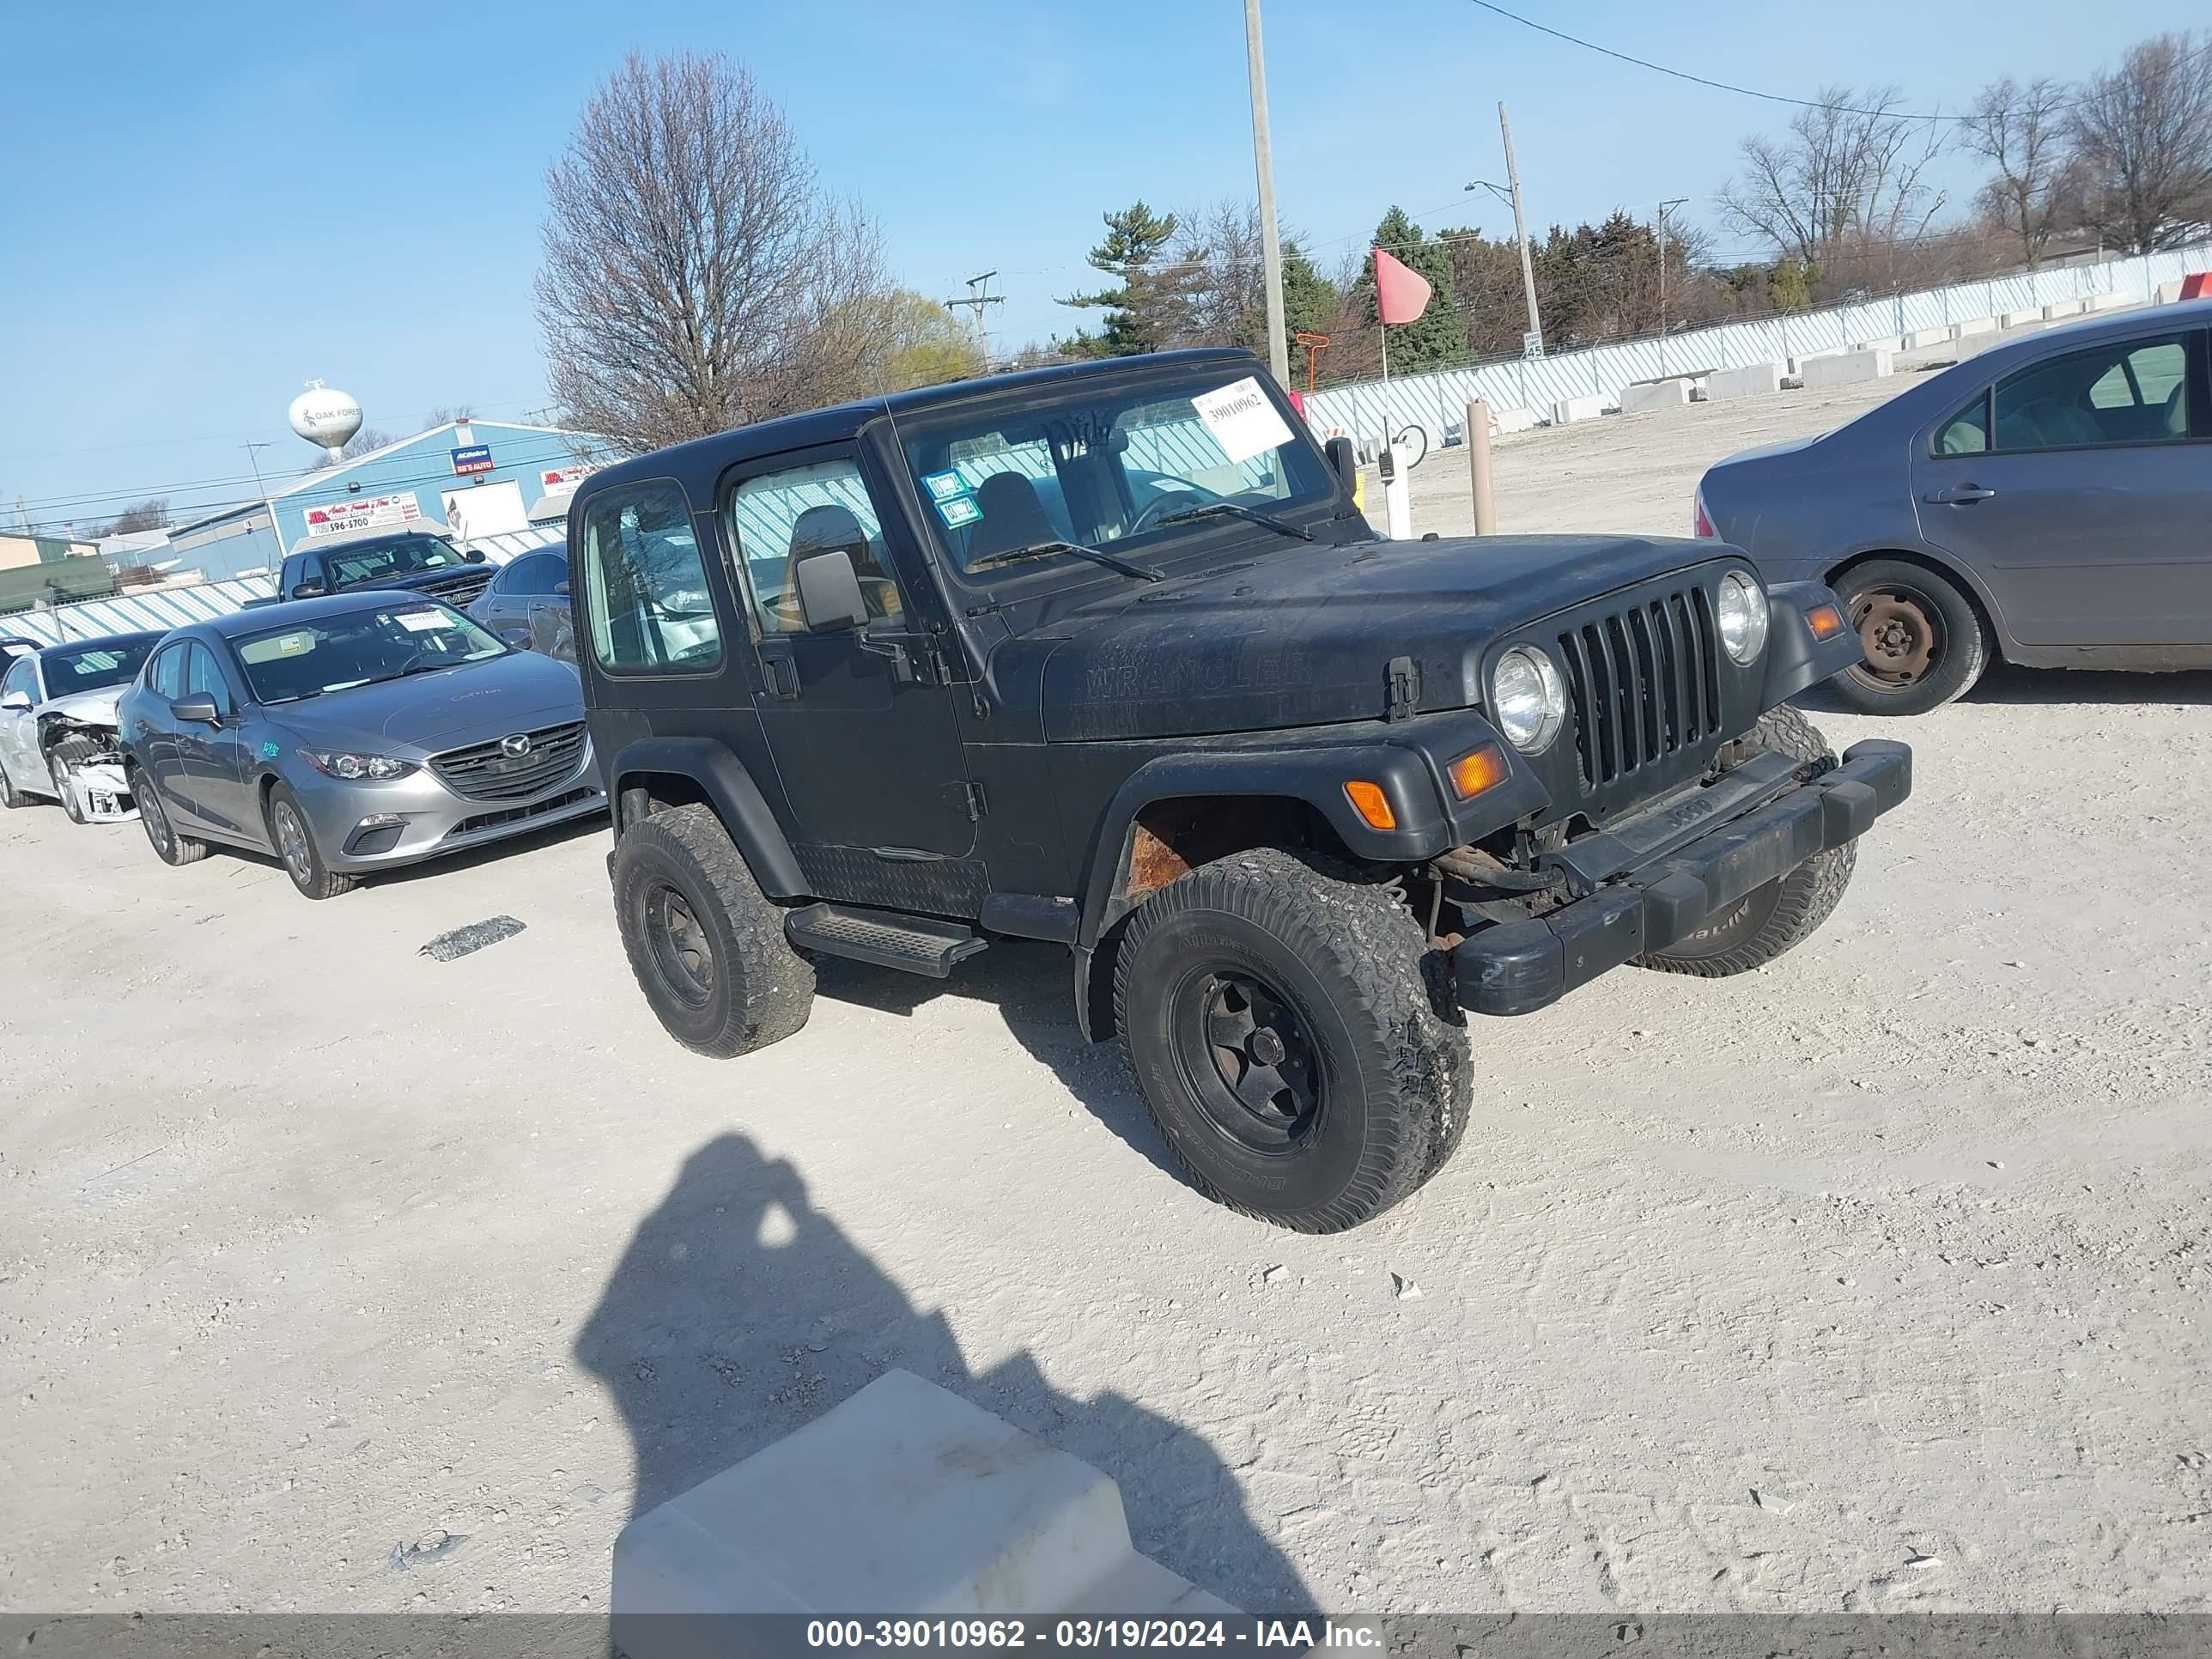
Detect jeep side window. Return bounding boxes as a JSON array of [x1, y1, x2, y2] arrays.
[[727, 458, 903, 635], [580, 481, 723, 675]]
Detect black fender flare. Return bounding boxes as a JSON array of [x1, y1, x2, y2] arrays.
[[607, 736, 806, 899]]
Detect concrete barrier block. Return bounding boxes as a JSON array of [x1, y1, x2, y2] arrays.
[[1853, 335, 1902, 355], [2042, 299, 2087, 319], [1786, 350, 1838, 377], [1801, 348, 1894, 388], [2084, 291, 2136, 312], [611, 1370, 1235, 1635], [1951, 317, 1997, 340], [1903, 327, 1951, 349], [2000, 308, 2045, 329], [1552, 394, 1608, 424], [1705, 362, 1784, 401], [1492, 406, 1540, 435], [1620, 378, 1692, 414], [2156, 279, 2185, 305]]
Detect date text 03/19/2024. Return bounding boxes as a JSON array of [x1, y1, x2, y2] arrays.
[[801, 1619, 1383, 1650]]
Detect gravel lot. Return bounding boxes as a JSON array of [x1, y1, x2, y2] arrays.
[[5, 371, 2209, 1618]]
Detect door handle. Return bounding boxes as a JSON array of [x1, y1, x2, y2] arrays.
[[1926, 484, 1996, 505], [761, 654, 799, 699]]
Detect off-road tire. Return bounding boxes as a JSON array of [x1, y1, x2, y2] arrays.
[[612, 803, 815, 1059], [266, 781, 356, 900], [1113, 847, 1470, 1233], [1829, 557, 1988, 716], [133, 768, 209, 866], [1636, 706, 1856, 978], [47, 749, 86, 824]]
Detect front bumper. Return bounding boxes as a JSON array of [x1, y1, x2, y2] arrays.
[[1455, 738, 1911, 1016], [289, 740, 607, 872]]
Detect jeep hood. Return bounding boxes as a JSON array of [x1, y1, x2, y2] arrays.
[[1038, 533, 1729, 741], [40, 686, 125, 727]]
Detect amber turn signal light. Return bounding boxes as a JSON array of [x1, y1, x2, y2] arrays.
[[1804, 603, 1846, 641], [1448, 744, 1510, 801], [1343, 780, 1397, 830]]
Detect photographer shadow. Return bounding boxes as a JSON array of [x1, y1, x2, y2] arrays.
[[574, 1131, 1315, 1615]]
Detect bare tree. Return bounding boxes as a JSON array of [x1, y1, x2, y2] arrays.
[[2064, 32, 2212, 252], [94, 497, 170, 538], [1177, 198, 1266, 349], [1960, 76, 2072, 266], [425, 404, 477, 427], [304, 428, 394, 473], [1716, 88, 1948, 274], [536, 52, 890, 453]]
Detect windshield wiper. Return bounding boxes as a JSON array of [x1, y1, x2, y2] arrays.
[[1152, 501, 1314, 542], [969, 538, 1164, 583]]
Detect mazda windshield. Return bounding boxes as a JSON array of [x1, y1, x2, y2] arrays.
[[896, 366, 1339, 582], [231, 602, 506, 703]]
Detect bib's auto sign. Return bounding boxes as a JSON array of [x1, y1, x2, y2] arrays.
[[301, 494, 423, 538]]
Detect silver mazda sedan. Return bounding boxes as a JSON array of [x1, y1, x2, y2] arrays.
[[115, 592, 605, 898]]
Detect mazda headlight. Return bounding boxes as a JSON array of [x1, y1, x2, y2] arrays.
[[1490, 645, 1565, 754], [1717, 571, 1769, 664], [304, 750, 416, 781]]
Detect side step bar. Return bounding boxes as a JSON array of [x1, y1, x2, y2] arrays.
[[785, 902, 989, 978]]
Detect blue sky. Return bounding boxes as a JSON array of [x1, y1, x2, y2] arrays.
[[0, 0, 2185, 533]]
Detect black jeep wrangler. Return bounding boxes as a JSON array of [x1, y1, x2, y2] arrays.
[[569, 349, 1909, 1232]]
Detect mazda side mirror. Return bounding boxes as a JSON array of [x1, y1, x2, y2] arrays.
[[170, 694, 222, 726], [1325, 435, 1358, 493], [793, 550, 867, 633], [554, 580, 570, 598], [291, 579, 326, 600]]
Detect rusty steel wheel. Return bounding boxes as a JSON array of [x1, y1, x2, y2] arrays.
[[1828, 558, 1988, 717]]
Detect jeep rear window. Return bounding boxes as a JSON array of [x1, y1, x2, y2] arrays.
[[897, 368, 1334, 578]]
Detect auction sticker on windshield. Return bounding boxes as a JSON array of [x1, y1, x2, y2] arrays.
[[921, 469, 969, 504], [937, 495, 982, 528], [1192, 376, 1293, 465], [392, 608, 448, 633]]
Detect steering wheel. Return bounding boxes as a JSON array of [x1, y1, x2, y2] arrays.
[[1127, 488, 1210, 536]]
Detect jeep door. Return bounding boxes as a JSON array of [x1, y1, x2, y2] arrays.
[[1912, 328, 2212, 650], [721, 442, 977, 865]]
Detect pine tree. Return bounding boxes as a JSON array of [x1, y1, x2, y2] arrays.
[[1059, 202, 1192, 357], [1360, 207, 1460, 372]]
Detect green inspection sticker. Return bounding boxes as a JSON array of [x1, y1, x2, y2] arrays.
[[936, 495, 982, 528], [260, 741, 281, 758], [921, 469, 968, 504]]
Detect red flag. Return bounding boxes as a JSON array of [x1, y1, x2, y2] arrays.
[[1374, 246, 1433, 325]]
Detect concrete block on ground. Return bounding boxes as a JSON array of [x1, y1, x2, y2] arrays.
[[1786, 350, 1837, 377], [1903, 327, 1952, 349], [2042, 299, 2086, 319], [1492, 406, 1540, 435], [1705, 362, 1784, 401], [1552, 394, 1608, 424], [2085, 290, 2136, 312], [1620, 378, 1693, 414], [2001, 307, 2045, 329], [1951, 317, 1996, 340], [1801, 348, 1894, 388], [2156, 279, 2185, 305], [1853, 335, 1902, 356], [611, 1370, 1235, 1635]]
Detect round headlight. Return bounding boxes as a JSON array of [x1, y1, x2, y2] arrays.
[[1717, 571, 1769, 664], [1490, 645, 1565, 754]]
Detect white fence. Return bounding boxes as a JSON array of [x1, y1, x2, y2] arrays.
[[0, 527, 562, 648], [1304, 240, 2212, 446]]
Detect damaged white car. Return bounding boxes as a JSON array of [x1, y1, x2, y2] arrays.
[[0, 631, 167, 823]]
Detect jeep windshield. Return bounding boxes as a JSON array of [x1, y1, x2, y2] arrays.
[[231, 603, 506, 703], [324, 535, 471, 586], [896, 367, 1337, 581]]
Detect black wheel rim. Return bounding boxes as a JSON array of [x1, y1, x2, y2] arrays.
[[1171, 967, 1322, 1153], [644, 882, 714, 1010]]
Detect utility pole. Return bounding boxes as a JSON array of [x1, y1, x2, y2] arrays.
[[1656, 198, 1687, 375], [944, 271, 1006, 364], [1498, 102, 1543, 357], [244, 441, 284, 560], [1243, 0, 1290, 385]]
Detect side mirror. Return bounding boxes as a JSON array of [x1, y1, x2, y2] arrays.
[[1325, 435, 1359, 493], [0, 691, 29, 713], [554, 580, 570, 598], [793, 550, 867, 633], [465, 548, 488, 564], [291, 579, 326, 600], [170, 694, 222, 726]]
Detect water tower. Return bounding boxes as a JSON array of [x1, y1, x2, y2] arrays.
[[289, 380, 363, 465]]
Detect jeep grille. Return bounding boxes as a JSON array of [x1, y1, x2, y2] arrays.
[[1558, 586, 1722, 790]]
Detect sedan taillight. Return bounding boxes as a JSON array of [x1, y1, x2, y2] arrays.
[[1692, 492, 1717, 538]]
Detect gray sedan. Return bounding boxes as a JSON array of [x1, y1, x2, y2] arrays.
[[115, 592, 605, 898], [1697, 299, 2210, 714]]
